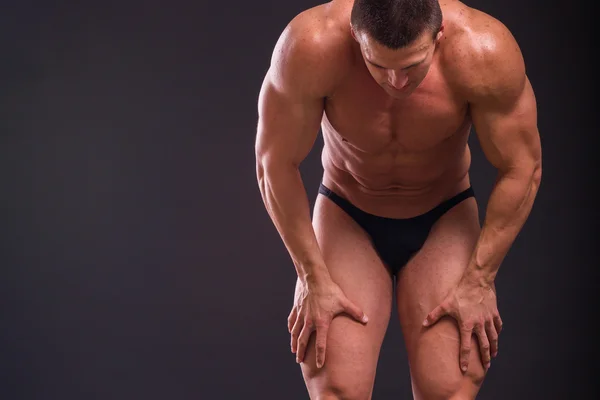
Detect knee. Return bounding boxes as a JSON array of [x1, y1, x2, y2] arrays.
[[314, 388, 370, 400], [308, 374, 372, 400], [414, 364, 485, 400]]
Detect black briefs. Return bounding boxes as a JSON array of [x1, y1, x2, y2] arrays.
[[318, 183, 476, 276]]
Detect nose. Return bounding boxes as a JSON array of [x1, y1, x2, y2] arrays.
[[388, 70, 408, 89]]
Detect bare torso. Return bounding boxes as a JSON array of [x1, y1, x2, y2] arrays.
[[317, 0, 476, 218]]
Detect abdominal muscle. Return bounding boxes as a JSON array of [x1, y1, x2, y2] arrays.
[[320, 125, 473, 219]]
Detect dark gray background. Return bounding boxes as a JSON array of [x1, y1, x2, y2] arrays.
[[1, 1, 596, 399]]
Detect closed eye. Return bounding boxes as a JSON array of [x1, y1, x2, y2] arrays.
[[367, 59, 424, 70], [402, 60, 424, 70]]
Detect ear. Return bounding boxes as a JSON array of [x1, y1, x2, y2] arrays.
[[350, 24, 359, 42], [436, 24, 445, 40]]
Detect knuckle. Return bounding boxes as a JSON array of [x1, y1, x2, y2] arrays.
[[316, 318, 328, 328]]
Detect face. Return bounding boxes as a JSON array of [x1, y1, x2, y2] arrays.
[[351, 27, 443, 99]]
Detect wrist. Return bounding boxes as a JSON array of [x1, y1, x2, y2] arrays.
[[300, 264, 331, 285], [462, 265, 495, 288]]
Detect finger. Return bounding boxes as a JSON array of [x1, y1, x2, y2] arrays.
[[288, 307, 297, 333], [314, 322, 330, 368], [290, 314, 303, 354], [494, 315, 503, 335], [342, 298, 368, 324], [423, 302, 449, 327], [296, 321, 314, 363], [475, 323, 491, 369], [486, 319, 499, 357], [459, 325, 472, 373]]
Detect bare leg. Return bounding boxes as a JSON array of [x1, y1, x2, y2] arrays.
[[396, 196, 488, 400], [298, 194, 394, 400]]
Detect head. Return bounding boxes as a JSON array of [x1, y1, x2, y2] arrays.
[[350, 0, 444, 98]]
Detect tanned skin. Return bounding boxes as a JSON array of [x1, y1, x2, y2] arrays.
[[255, 1, 541, 398]]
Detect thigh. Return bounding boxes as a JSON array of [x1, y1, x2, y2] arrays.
[[300, 194, 394, 399], [395, 196, 486, 400]]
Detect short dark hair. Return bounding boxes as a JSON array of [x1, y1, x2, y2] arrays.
[[350, 0, 443, 49]]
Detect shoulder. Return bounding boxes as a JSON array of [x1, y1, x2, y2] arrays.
[[266, 3, 354, 98], [441, 6, 527, 105]]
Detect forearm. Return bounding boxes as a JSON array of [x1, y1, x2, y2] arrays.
[[466, 165, 542, 284], [257, 161, 329, 282]]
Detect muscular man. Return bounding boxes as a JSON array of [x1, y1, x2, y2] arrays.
[[255, 0, 542, 398]]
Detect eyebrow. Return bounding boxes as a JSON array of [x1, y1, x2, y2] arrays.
[[367, 58, 425, 70]]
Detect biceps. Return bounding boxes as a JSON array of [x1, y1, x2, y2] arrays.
[[472, 79, 541, 172], [255, 76, 324, 167]]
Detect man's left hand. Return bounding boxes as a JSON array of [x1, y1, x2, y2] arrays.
[[422, 275, 503, 373]]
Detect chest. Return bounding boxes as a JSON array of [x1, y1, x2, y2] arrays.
[[323, 65, 470, 154]]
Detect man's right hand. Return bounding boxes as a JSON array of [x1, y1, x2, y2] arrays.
[[288, 275, 368, 368]]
